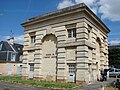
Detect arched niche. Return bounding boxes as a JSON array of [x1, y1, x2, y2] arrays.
[[41, 34, 57, 81]]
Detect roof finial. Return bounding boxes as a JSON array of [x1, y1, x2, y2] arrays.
[[10, 30, 14, 38]]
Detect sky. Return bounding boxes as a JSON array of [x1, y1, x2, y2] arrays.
[[0, 0, 120, 45]]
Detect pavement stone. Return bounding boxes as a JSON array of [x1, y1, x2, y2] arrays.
[[76, 78, 117, 90]]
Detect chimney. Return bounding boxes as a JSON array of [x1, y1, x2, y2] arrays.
[[7, 38, 10, 43], [7, 37, 14, 45]]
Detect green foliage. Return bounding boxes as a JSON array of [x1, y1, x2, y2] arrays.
[[0, 76, 79, 89], [3, 88, 9, 90], [109, 48, 120, 67]]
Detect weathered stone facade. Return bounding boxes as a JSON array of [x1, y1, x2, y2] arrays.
[[21, 3, 110, 83]]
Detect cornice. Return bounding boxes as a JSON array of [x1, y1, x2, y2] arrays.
[[21, 3, 86, 26], [21, 3, 110, 33]]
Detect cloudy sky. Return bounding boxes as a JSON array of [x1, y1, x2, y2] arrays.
[[0, 0, 120, 45]]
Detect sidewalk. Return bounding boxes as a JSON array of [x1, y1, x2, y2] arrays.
[[77, 78, 116, 90]]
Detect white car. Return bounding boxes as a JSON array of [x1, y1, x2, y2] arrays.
[[109, 68, 120, 77]]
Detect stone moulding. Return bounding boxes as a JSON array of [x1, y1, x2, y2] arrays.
[[57, 40, 95, 49]]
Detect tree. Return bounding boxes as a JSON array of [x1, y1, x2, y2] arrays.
[[108, 48, 120, 68]]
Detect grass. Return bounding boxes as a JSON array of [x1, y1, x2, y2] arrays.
[[4, 88, 10, 90], [104, 83, 119, 90], [3, 88, 16, 90], [0, 76, 79, 89], [105, 86, 119, 90]]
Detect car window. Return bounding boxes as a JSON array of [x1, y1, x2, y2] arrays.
[[118, 69, 120, 72], [115, 69, 119, 72], [109, 69, 114, 72]]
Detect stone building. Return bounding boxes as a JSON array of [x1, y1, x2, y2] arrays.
[[21, 3, 110, 83]]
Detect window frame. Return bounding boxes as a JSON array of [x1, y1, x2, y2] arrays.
[[29, 32, 36, 44], [11, 53, 16, 61], [30, 35, 36, 43], [29, 63, 34, 71], [68, 64, 76, 73], [67, 28, 76, 38]]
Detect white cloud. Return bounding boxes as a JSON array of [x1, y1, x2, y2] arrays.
[[75, 0, 95, 6], [57, 0, 98, 14], [14, 35, 24, 44], [90, 6, 98, 14], [1, 35, 24, 45], [57, 0, 120, 21], [109, 40, 120, 45], [98, 0, 120, 21], [75, 0, 98, 14], [57, 0, 74, 9], [3, 36, 10, 40]]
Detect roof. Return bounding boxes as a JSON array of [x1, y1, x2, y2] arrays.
[[0, 41, 23, 62], [0, 41, 23, 53], [21, 3, 110, 33], [0, 41, 13, 51]]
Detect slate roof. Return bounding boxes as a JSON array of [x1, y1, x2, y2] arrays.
[[12, 43, 23, 54], [0, 41, 23, 62], [0, 41, 12, 51], [0, 41, 23, 53]]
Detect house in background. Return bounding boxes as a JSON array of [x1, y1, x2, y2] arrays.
[[0, 37, 23, 75]]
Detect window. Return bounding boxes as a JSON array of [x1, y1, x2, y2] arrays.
[[68, 64, 76, 73], [31, 36, 36, 43], [109, 69, 114, 72], [65, 23, 76, 38], [115, 69, 119, 72], [29, 32, 36, 44], [18, 47, 20, 50], [11, 53, 16, 61], [29, 63, 34, 71], [0, 43, 2, 50], [19, 55, 23, 61], [68, 28, 76, 38]]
